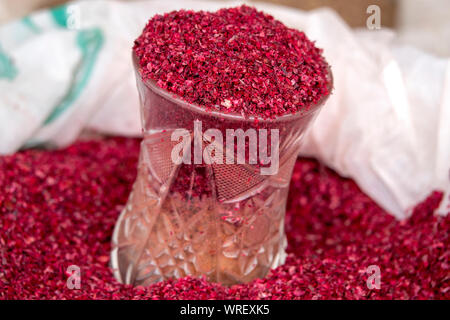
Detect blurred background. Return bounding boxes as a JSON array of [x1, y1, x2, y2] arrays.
[[1, 0, 450, 57]]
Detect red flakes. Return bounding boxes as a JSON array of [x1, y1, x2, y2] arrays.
[[133, 5, 331, 119], [0, 137, 449, 299]]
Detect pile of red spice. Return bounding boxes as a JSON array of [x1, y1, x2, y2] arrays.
[[134, 5, 330, 119], [0, 137, 448, 299]]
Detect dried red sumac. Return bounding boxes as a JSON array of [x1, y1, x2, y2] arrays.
[[134, 5, 330, 119], [0, 138, 448, 299]]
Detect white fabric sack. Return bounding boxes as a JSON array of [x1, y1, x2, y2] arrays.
[[0, 0, 448, 219]]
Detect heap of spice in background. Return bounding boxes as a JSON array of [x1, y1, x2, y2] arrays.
[[0, 137, 448, 299]]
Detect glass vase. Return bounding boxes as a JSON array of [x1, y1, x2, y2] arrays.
[[111, 53, 331, 286]]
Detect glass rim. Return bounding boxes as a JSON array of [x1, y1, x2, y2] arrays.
[[133, 52, 333, 124]]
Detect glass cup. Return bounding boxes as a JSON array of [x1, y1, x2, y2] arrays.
[[111, 53, 332, 286]]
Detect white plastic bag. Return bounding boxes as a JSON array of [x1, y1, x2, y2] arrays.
[[0, 0, 448, 219]]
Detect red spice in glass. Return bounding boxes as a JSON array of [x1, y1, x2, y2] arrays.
[[113, 5, 333, 286]]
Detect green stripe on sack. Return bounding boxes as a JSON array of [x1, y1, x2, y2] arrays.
[[21, 16, 41, 33], [44, 28, 104, 124], [50, 4, 70, 28], [0, 45, 18, 80]]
